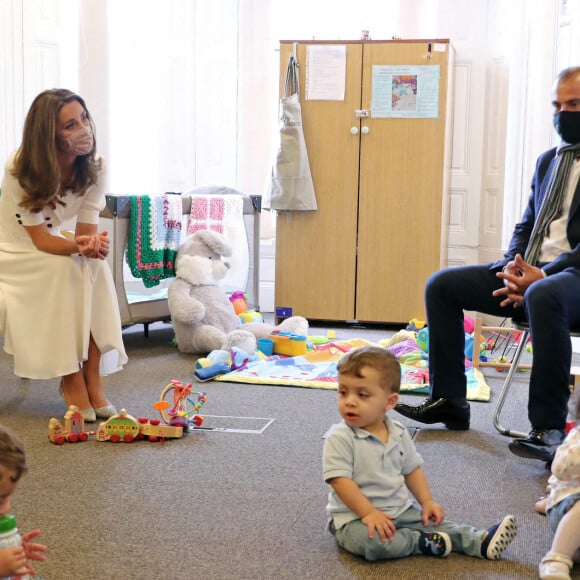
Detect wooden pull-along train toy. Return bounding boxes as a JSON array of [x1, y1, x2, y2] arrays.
[[48, 380, 206, 445]]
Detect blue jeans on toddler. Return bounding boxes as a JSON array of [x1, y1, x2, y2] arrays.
[[547, 492, 580, 533], [329, 505, 486, 561]]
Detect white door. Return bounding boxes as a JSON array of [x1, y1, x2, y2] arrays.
[[22, 0, 79, 107], [0, 0, 79, 165]]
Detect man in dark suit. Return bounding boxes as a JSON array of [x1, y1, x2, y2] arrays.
[[395, 66, 580, 462]]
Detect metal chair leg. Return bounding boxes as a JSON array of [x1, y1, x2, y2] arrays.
[[492, 329, 529, 439]]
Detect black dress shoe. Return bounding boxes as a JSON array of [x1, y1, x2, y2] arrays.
[[508, 429, 565, 463], [395, 397, 470, 430]]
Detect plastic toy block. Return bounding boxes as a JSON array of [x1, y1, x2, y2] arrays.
[[269, 333, 307, 356], [239, 310, 264, 323]]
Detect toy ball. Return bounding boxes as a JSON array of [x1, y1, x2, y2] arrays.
[[463, 316, 475, 335], [416, 328, 429, 353]]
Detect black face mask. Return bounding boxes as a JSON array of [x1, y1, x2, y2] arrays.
[[553, 111, 580, 145]]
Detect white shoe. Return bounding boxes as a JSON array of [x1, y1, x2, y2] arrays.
[[81, 408, 97, 423], [539, 552, 573, 580], [95, 404, 117, 419]]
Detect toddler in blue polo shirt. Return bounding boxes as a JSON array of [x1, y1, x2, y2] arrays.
[[323, 345, 517, 561]]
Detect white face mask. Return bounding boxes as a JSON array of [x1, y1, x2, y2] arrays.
[[58, 126, 94, 156]]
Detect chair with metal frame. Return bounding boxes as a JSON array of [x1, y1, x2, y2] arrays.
[[473, 318, 580, 439]]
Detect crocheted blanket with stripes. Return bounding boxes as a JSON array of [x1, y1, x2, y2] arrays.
[[126, 194, 182, 288]]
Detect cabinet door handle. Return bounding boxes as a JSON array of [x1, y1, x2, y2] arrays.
[[350, 127, 359, 135], [361, 126, 370, 135]]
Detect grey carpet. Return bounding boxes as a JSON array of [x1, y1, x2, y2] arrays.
[[0, 319, 578, 579]]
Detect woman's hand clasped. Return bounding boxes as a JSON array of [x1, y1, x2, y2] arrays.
[[76, 231, 109, 260]]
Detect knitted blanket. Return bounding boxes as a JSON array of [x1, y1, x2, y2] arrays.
[[126, 194, 182, 288], [186, 193, 248, 292]]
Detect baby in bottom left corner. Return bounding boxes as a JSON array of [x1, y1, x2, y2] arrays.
[[0, 423, 46, 579]]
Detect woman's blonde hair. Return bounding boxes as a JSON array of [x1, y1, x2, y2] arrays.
[[13, 88, 101, 213]]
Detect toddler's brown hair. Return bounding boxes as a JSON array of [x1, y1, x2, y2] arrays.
[[337, 346, 401, 394], [0, 424, 27, 481]]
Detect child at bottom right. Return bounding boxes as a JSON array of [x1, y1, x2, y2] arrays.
[[535, 388, 580, 580], [323, 345, 517, 562]]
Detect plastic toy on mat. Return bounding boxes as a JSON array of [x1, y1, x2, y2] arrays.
[[230, 290, 264, 324], [229, 290, 248, 314], [154, 380, 207, 430], [270, 330, 308, 356], [406, 318, 426, 331], [239, 310, 264, 324], [194, 347, 251, 381]]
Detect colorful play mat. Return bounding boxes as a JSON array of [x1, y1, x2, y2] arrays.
[[216, 336, 491, 402]]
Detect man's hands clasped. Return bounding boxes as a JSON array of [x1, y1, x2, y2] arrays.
[[493, 253, 544, 308]]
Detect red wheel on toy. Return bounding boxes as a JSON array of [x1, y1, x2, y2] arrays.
[[110, 433, 120, 443], [67, 433, 78, 443], [124, 434, 134, 443], [79, 432, 89, 442], [53, 435, 65, 445]]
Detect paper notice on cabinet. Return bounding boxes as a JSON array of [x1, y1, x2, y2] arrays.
[[305, 45, 346, 101], [371, 65, 440, 118]]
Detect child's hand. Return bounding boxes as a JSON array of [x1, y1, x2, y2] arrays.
[[21, 529, 47, 575], [421, 500, 445, 526], [361, 508, 396, 542], [0, 545, 29, 577]]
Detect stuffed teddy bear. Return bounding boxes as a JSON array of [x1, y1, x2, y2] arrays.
[[168, 229, 308, 354]]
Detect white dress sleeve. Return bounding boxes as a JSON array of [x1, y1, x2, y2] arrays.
[[76, 159, 107, 225]]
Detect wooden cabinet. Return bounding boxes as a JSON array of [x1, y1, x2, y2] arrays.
[[274, 40, 454, 324]]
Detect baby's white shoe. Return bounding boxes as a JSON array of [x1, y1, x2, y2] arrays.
[[539, 552, 573, 580]]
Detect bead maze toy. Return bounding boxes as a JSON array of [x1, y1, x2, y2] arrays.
[[153, 380, 206, 430]]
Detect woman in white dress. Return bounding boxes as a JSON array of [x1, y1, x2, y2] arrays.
[[0, 89, 128, 422]]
